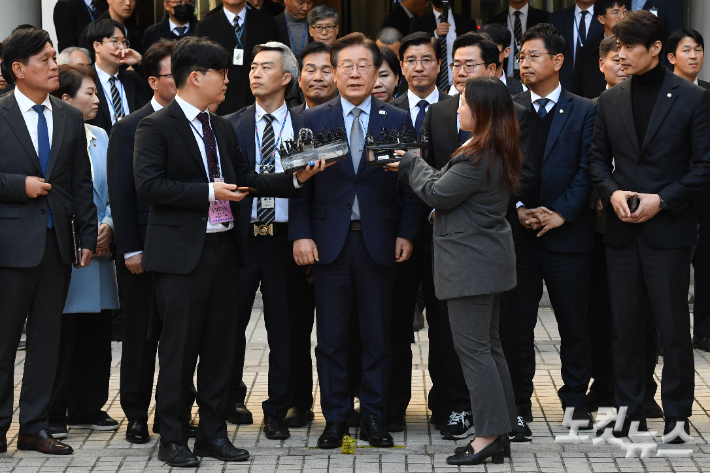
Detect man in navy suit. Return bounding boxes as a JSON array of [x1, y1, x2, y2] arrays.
[[289, 32, 421, 448], [225, 41, 308, 440], [513, 24, 597, 428], [549, 0, 603, 91]]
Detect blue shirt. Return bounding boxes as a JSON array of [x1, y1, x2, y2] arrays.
[[631, 0, 647, 10], [341, 95, 372, 144]]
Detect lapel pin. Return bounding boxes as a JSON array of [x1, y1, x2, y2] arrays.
[[667, 93, 672, 98], [379, 110, 386, 115], [559, 109, 564, 114]]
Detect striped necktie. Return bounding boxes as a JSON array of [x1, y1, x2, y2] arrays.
[[436, 15, 450, 90], [257, 114, 276, 225], [108, 76, 124, 121]]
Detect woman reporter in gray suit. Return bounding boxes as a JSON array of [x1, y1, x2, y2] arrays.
[[389, 77, 521, 465]]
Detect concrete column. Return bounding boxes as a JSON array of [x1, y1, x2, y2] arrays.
[[689, 0, 710, 81], [0, 0, 42, 39], [42, 0, 59, 47]]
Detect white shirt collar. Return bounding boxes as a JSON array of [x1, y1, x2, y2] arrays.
[[14, 87, 52, 113], [175, 94, 207, 122], [694, 77, 699, 85], [151, 97, 163, 112], [500, 74, 508, 86], [304, 103, 310, 110], [400, 4, 414, 18], [84, 0, 93, 7], [575, 3, 594, 16], [95, 64, 119, 85], [341, 95, 372, 117], [255, 100, 288, 124], [407, 88, 439, 110], [169, 17, 189, 32], [509, 3, 529, 16], [530, 82, 562, 105], [223, 5, 247, 26], [432, 8, 453, 23]]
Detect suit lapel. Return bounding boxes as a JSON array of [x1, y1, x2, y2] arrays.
[[363, 99, 386, 176], [617, 80, 640, 155], [45, 98, 66, 179], [516, 90, 534, 114], [640, 71, 679, 153], [119, 69, 136, 113], [170, 101, 208, 179], [242, 8, 256, 52], [4, 95, 43, 174], [325, 99, 352, 176], [240, 105, 257, 168], [544, 91, 572, 161], [588, 16, 602, 43], [93, 66, 111, 124]]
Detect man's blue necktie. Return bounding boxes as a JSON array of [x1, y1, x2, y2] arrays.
[[414, 99, 428, 137], [535, 98, 550, 118], [33, 104, 53, 228]]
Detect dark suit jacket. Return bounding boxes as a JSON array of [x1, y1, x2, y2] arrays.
[[487, 6, 549, 73], [53, 0, 107, 52], [195, 6, 280, 116], [225, 104, 304, 240], [505, 75, 525, 95], [381, 3, 415, 38], [274, 12, 313, 54], [571, 34, 606, 100], [0, 93, 97, 267], [514, 88, 597, 253], [78, 10, 143, 55], [409, 10, 475, 37], [87, 65, 151, 135], [549, 6, 603, 91], [288, 96, 422, 266], [260, 0, 285, 17], [639, 0, 683, 34], [107, 101, 155, 256], [133, 99, 298, 274], [142, 13, 198, 51], [588, 69, 710, 249]]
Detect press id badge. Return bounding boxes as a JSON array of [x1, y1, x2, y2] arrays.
[[233, 48, 244, 66], [260, 197, 275, 209], [209, 178, 235, 224]]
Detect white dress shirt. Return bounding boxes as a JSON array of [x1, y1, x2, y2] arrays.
[[14, 88, 53, 155], [506, 3, 529, 77], [433, 8, 456, 84], [251, 102, 294, 223], [175, 94, 233, 233], [407, 88, 439, 127], [169, 17, 190, 36], [530, 82, 562, 115], [223, 5, 247, 29], [573, 3, 595, 64], [95, 65, 130, 125]]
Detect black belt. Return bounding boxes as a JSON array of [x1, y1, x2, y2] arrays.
[[251, 222, 288, 236], [349, 221, 362, 231]]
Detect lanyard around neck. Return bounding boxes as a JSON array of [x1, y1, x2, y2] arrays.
[[101, 75, 126, 119], [188, 119, 222, 176], [285, 20, 308, 55]]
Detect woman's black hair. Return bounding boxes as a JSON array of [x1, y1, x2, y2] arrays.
[[171, 36, 230, 89], [379, 46, 401, 80], [1, 27, 52, 84], [51, 65, 98, 99]]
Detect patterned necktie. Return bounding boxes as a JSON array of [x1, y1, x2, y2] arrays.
[[88, 0, 98, 19], [576, 10, 588, 64], [536, 98, 550, 118], [257, 114, 276, 225], [349, 107, 364, 220], [436, 15, 450, 91], [196, 112, 229, 227], [108, 76, 124, 121], [513, 11, 523, 79], [414, 99, 428, 137], [233, 16, 242, 41], [32, 105, 53, 228], [175, 26, 188, 37]]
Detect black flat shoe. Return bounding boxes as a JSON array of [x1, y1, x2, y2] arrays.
[[446, 437, 505, 465], [359, 414, 394, 447], [317, 421, 349, 449], [693, 336, 710, 352], [386, 413, 406, 433], [663, 417, 690, 444], [226, 402, 253, 425], [455, 435, 511, 458], [283, 407, 314, 427], [263, 416, 290, 440], [126, 417, 150, 444], [158, 441, 200, 468], [193, 437, 249, 462]]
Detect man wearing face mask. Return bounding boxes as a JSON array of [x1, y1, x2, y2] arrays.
[[142, 0, 199, 51]]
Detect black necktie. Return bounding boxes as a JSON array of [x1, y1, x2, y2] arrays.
[[436, 15, 449, 90], [257, 114, 276, 225], [576, 11, 588, 64], [513, 11, 522, 43], [108, 76, 124, 121], [88, 0, 98, 19], [414, 99, 428, 137], [196, 111, 229, 228], [536, 98, 550, 118], [175, 26, 188, 37]]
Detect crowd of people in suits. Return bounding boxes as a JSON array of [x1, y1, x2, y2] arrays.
[[0, 0, 708, 468]]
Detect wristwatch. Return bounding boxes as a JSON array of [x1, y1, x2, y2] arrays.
[[659, 196, 668, 210]]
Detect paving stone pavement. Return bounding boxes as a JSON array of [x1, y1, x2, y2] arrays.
[[3, 303, 710, 472]]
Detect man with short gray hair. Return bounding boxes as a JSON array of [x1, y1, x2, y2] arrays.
[[56, 46, 91, 66], [224, 41, 309, 440], [308, 5, 339, 45]]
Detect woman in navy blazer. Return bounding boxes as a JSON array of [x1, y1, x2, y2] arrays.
[[48, 65, 120, 438]]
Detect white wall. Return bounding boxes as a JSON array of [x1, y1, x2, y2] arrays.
[[0, 0, 42, 39], [42, 0, 59, 46], [689, 0, 710, 81]]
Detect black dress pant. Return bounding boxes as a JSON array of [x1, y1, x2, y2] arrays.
[[0, 229, 71, 435], [606, 233, 694, 418], [286, 266, 316, 412], [155, 231, 239, 443], [230, 230, 299, 419], [518, 235, 593, 409], [419, 226, 470, 416], [387, 243, 423, 418], [312, 231, 396, 422], [119, 266, 159, 420], [49, 311, 113, 426]]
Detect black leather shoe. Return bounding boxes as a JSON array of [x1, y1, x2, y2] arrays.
[[17, 430, 73, 455], [446, 436, 505, 465], [386, 413, 405, 432], [359, 414, 394, 447], [644, 398, 664, 419], [596, 416, 648, 438], [693, 336, 710, 352], [663, 417, 690, 444], [456, 435, 511, 458], [126, 417, 150, 444], [193, 437, 249, 462], [317, 421, 349, 449], [48, 425, 68, 440], [226, 403, 253, 425], [263, 416, 290, 440], [158, 441, 200, 468], [346, 409, 360, 428], [283, 407, 314, 427]]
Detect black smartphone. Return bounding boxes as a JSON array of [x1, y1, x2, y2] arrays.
[[627, 195, 640, 213]]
